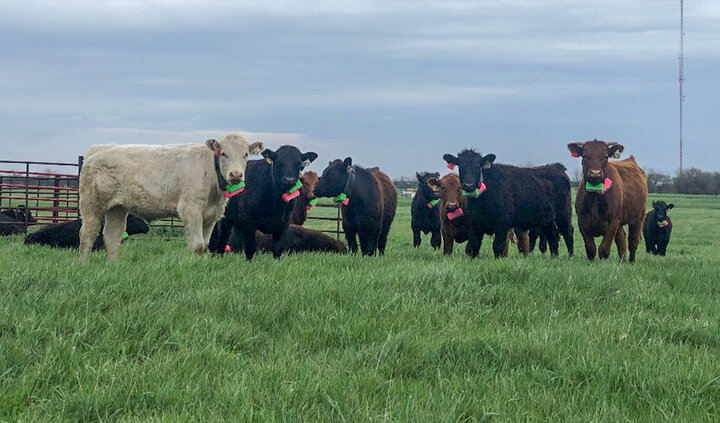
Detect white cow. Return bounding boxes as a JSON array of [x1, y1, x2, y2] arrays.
[[78, 133, 263, 262]]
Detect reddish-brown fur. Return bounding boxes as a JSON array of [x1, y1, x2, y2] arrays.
[[568, 140, 647, 261], [291, 171, 319, 225], [439, 173, 470, 255]]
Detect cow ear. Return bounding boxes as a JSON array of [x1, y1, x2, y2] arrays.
[[416, 172, 423, 181], [249, 141, 264, 155], [667, 203, 674, 209], [343, 157, 353, 168], [434, 172, 440, 178], [300, 152, 318, 167], [205, 138, 221, 153], [482, 154, 496, 168], [567, 142, 584, 158], [608, 143, 624, 158], [442, 154, 458, 165], [262, 148, 277, 164]]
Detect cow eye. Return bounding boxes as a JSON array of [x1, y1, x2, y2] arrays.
[[244, 153, 248, 158], [222, 152, 228, 158]]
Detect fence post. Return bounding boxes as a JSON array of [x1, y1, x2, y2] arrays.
[[0, 175, 3, 209], [24, 162, 30, 232], [53, 174, 60, 223]]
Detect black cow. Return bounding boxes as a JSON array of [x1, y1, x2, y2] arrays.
[[24, 215, 150, 249], [443, 149, 560, 258], [224, 225, 347, 255], [1, 205, 36, 225], [0, 214, 24, 236], [411, 172, 442, 249], [643, 201, 674, 256], [313, 158, 397, 256], [209, 145, 318, 260]]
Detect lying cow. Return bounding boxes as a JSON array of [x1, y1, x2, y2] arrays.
[[25, 215, 149, 250], [0, 214, 24, 236], [568, 140, 647, 261], [443, 149, 560, 258], [225, 225, 347, 255], [411, 172, 442, 249], [290, 171, 320, 226], [643, 201, 674, 256], [209, 145, 318, 260], [314, 158, 397, 256], [1, 205, 36, 225], [79, 134, 263, 262]]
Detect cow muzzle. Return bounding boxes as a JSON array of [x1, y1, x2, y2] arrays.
[[446, 202, 459, 212], [228, 171, 244, 184], [586, 169, 603, 185]]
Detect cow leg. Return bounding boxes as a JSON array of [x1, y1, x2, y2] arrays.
[[357, 229, 376, 256], [412, 225, 421, 248], [271, 231, 287, 259], [644, 232, 652, 253], [598, 220, 621, 260], [79, 212, 103, 263], [541, 223, 560, 256], [539, 233, 548, 254], [377, 223, 390, 256], [344, 226, 358, 254], [442, 227, 455, 256], [103, 206, 128, 262], [492, 227, 511, 258], [208, 219, 232, 254], [627, 222, 643, 262], [178, 206, 206, 255], [614, 226, 627, 261], [465, 229, 482, 258], [515, 229, 529, 256], [578, 221, 597, 260], [562, 224, 574, 257], [242, 227, 258, 260], [202, 220, 217, 250], [430, 229, 441, 250]]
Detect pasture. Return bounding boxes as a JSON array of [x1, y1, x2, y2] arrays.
[[1, 193, 720, 421]]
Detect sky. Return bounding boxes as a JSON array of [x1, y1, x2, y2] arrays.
[[1, 0, 718, 178]]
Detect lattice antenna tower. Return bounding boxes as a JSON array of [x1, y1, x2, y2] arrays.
[[679, 0, 685, 174]]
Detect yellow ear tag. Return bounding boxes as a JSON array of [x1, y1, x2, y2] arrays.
[[265, 157, 273, 164]]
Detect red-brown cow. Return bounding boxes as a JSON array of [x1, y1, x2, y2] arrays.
[[568, 139, 647, 261], [290, 171, 319, 225]]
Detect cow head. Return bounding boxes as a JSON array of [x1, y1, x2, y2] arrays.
[[651, 201, 674, 223], [568, 139, 624, 187], [125, 214, 150, 235], [300, 171, 320, 209], [443, 149, 495, 195], [261, 145, 318, 193], [314, 157, 353, 198], [440, 173, 466, 213], [206, 133, 264, 185], [1, 205, 35, 224], [416, 171, 441, 201]]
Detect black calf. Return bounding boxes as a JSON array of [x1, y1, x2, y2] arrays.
[[411, 172, 441, 249], [24, 215, 149, 249], [643, 201, 674, 256]]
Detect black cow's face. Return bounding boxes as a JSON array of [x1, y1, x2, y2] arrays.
[[568, 140, 624, 186], [443, 150, 495, 194], [126, 214, 150, 235], [262, 145, 318, 192], [652, 201, 674, 221], [314, 157, 352, 198], [2, 205, 35, 223], [416, 172, 441, 200]]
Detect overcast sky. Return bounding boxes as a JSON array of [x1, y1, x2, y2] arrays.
[[1, 0, 718, 177]]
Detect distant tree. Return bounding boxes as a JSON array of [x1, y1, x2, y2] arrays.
[[646, 170, 674, 193], [675, 168, 720, 195]]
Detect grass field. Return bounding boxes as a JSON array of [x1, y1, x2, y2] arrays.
[[2, 193, 720, 421]]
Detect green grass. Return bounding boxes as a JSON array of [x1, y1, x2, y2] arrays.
[[2, 194, 720, 422]]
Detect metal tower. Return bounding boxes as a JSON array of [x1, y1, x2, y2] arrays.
[[679, 0, 685, 174]]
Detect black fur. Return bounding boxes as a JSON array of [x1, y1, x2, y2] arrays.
[[1, 205, 36, 225], [209, 145, 317, 260], [443, 149, 560, 258], [411, 172, 441, 249], [24, 215, 149, 249], [643, 201, 674, 256], [225, 225, 346, 255], [313, 158, 397, 256], [0, 214, 24, 236]]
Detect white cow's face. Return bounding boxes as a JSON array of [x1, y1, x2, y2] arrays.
[[206, 134, 264, 184]]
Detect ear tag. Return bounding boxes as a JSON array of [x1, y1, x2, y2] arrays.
[[225, 244, 232, 252], [447, 163, 455, 170], [612, 151, 621, 159], [265, 157, 273, 164], [571, 152, 580, 158], [447, 208, 464, 221], [302, 160, 311, 167]]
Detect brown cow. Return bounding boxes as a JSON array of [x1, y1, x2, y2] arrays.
[[439, 173, 469, 255], [568, 140, 647, 261], [290, 171, 319, 225]]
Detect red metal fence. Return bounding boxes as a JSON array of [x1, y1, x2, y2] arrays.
[[1, 157, 344, 239]]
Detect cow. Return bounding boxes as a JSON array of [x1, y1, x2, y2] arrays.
[[78, 133, 263, 262], [411, 172, 442, 249], [225, 225, 347, 255], [313, 158, 397, 256], [0, 214, 24, 236], [290, 171, 320, 225], [209, 145, 318, 260], [526, 163, 574, 256], [25, 215, 149, 250], [443, 149, 560, 258], [568, 139, 647, 261], [643, 201, 674, 256], [1, 205, 36, 225], [439, 173, 470, 255]]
